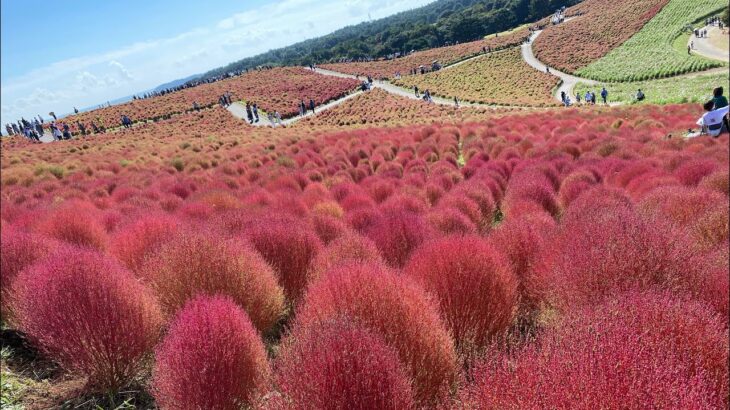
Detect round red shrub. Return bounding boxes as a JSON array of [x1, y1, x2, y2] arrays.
[[364, 210, 434, 268], [153, 295, 270, 409], [488, 214, 555, 328], [404, 236, 517, 353], [110, 214, 179, 273], [462, 291, 728, 409], [12, 247, 163, 391], [308, 232, 383, 284], [273, 320, 414, 410], [243, 219, 322, 303], [142, 232, 284, 334], [427, 208, 478, 235], [0, 228, 54, 320], [296, 262, 457, 404], [537, 203, 711, 308], [37, 203, 108, 250]]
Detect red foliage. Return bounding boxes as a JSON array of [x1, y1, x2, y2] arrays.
[[11, 247, 163, 391], [307, 232, 383, 284], [296, 262, 457, 404], [242, 219, 322, 303], [488, 214, 556, 327], [110, 214, 179, 273], [153, 295, 271, 409], [404, 236, 517, 353], [37, 203, 108, 250], [141, 232, 284, 334], [536, 203, 712, 309], [273, 320, 415, 410], [427, 207, 478, 235], [462, 291, 728, 409], [364, 210, 434, 268], [0, 228, 54, 320]]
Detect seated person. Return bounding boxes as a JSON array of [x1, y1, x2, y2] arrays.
[[690, 100, 729, 138], [635, 89, 645, 101]]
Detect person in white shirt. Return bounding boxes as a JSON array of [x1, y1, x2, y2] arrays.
[[692, 100, 729, 138]]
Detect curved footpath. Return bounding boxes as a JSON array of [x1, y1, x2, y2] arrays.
[[521, 18, 597, 102], [227, 90, 365, 127], [689, 25, 730, 63]]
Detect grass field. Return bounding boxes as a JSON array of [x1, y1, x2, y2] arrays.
[[574, 71, 730, 105], [576, 0, 727, 82]]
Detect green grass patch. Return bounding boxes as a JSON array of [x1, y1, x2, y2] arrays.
[[575, 71, 730, 105]]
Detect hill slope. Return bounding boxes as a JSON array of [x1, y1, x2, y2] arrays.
[[198, 0, 581, 80]]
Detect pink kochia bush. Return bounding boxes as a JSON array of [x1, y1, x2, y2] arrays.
[[37, 202, 108, 250], [307, 231, 383, 284], [296, 262, 457, 404], [0, 227, 53, 320], [242, 219, 322, 303], [488, 214, 555, 328], [461, 291, 729, 409], [153, 295, 271, 410], [536, 191, 709, 308], [110, 214, 179, 273], [11, 247, 163, 391], [404, 236, 518, 353], [141, 232, 284, 334], [364, 209, 434, 268], [273, 320, 415, 409]]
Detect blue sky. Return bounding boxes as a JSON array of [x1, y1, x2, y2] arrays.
[[1, 0, 433, 124]]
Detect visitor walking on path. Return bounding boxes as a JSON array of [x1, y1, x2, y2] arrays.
[[62, 123, 72, 139], [50, 122, 62, 141], [268, 112, 276, 126], [575, 92, 581, 104], [454, 96, 459, 108], [414, 86, 419, 97], [309, 99, 316, 114], [252, 103, 260, 123], [245, 102, 254, 124], [601, 87, 608, 105], [275, 111, 283, 126], [299, 100, 306, 117]]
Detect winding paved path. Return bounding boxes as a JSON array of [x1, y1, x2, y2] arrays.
[[226, 90, 366, 127], [689, 26, 729, 63], [521, 18, 598, 102]]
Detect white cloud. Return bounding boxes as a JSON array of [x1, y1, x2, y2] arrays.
[[0, 0, 434, 125]]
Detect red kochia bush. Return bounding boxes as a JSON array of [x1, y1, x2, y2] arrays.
[[243, 219, 322, 303], [0, 228, 53, 320], [307, 232, 383, 284], [110, 214, 179, 273], [296, 262, 457, 404], [273, 320, 415, 410], [141, 232, 284, 334], [37, 203, 108, 250], [536, 202, 709, 308], [153, 296, 271, 410], [404, 236, 517, 352], [462, 291, 728, 409], [487, 214, 555, 328], [11, 247, 163, 391], [364, 210, 434, 268]]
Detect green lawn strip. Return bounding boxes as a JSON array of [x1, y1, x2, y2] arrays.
[[576, 0, 727, 82], [574, 71, 730, 105]]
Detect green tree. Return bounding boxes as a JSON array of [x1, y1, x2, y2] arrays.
[[722, 7, 729, 25]]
